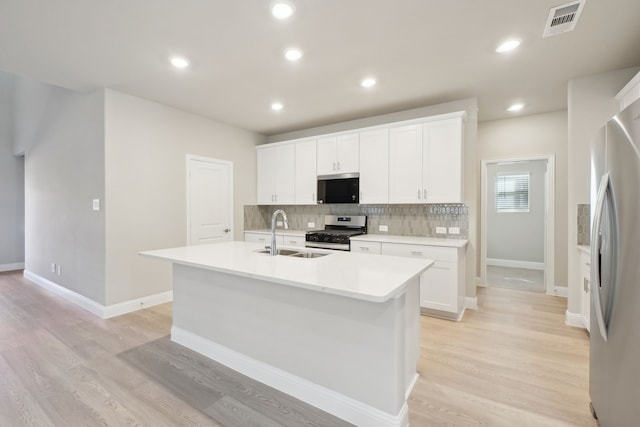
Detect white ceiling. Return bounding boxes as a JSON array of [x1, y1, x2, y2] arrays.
[[1, 0, 639, 135]]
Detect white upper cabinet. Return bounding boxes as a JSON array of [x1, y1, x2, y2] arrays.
[[317, 133, 359, 175], [389, 116, 464, 204], [257, 111, 465, 206], [256, 143, 295, 205], [423, 118, 463, 203], [359, 128, 389, 204], [294, 140, 317, 204], [389, 124, 423, 203]]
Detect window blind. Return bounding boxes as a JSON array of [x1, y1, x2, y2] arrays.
[[496, 174, 529, 212]]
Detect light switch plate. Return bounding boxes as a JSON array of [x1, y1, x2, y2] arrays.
[[308, 222, 315, 228], [92, 199, 100, 211], [51, 263, 56, 273], [449, 227, 460, 235], [436, 227, 447, 234], [56, 265, 61, 276], [379, 225, 388, 232]]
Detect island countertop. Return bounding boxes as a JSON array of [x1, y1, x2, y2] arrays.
[[140, 241, 432, 303]]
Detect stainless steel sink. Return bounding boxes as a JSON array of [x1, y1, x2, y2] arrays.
[[289, 252, 329, 258], [254, 248, 329, 258]]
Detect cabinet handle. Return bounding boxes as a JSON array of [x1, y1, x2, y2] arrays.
[[337, 161, 341, 170], [584, 278, 590, 292], [360, 247, 370, 251], [423, 189, 427, 199], [312, 192, 315, 202], [333, 162, 336, 170], [417, 189, 421, 199], [289, 240, 297, 244], [258, 237, 265, 241], [410, 251, 423, 256]]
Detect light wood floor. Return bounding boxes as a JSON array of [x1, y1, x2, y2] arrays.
[[0, 271, 595, 426]]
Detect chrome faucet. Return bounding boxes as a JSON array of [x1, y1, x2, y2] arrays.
[[270, 209, 289, 256]]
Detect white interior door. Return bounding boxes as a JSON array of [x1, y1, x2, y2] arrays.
[[187, 155, 233, 245]]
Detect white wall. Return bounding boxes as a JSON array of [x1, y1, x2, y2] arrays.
[[487, 160, 546, 264], [566, 66, 639, 315], [0, 72, 25, 269], [268, 98, 479, 301], [104, 90, 263, 305], [22, 86, 106, 303], [478, 111, 568, 287]]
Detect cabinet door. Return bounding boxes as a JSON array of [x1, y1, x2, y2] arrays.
[[257, 146, 277, 205], [423, 118, 463, 203], [359, 129, 389, 204], [317, 137, 337, 175], [275, 144, 295, 204], [389, 125, 423, 203], [295, 140, 317, 204], [336, 134, 359, 173], [420, 262, 458, 313]]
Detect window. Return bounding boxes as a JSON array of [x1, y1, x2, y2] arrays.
[[496, 173, 529, 212]]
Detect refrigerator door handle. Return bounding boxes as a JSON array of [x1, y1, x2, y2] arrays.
[[591, 173, 610, 342]]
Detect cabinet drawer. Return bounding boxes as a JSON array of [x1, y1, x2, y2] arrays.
[[381, 242, 457, 262], [351, 241, 382, 254], [282, 235, 305, 248], [244, 233, 283, 245]]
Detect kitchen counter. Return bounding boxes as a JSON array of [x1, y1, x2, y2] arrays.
[[351, 234, 468, 248], [141, 241, 431, 302], [140, 241, 430, 427]]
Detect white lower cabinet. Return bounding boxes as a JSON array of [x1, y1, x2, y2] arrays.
[[579, 249, 591, 332], [352, 237, 466, 321], [244, 231, 305, 248]]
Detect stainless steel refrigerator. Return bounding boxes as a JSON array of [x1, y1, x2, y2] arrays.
[[589, 96, 640, 425]]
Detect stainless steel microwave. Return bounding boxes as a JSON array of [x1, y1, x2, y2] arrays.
[[317, 173, 359, 204]]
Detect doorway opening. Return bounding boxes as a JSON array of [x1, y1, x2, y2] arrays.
[[481, 155, 555, 294]]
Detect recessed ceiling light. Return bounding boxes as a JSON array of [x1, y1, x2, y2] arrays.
[[271, 102, 284, 111], [507, 103, 524, 112], [360, 77, 377, 88], [496, 39, 521, 53], [272, 2, 294, 20], [284, 48, 303, 62], [170, 56, 190, 69]]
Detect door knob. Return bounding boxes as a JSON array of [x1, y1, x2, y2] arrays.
[[224, 228, 230, 233]]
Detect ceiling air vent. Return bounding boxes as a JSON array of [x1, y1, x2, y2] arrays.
[[543, 0, 586, 38]]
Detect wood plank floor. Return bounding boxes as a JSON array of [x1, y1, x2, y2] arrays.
[[0, 271, 596, 426]]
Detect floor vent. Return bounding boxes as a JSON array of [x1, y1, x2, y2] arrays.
[[543, 0, 586, 38]]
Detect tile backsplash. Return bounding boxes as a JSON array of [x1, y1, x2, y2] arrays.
[[577, 204, 590, 245], [244, 203, 468, 239]]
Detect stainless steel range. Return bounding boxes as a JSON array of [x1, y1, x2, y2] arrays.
[[305, 215, 367, 251]]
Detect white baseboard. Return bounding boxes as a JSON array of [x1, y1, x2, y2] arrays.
[[487, 258, 544, 270], [171, 326, 409, 427], [23, 270, 173, 319], [550, 286, 568, 297], [0, 262, 25, 272], [565, 310, 586, 329], [465, 297, 478, 310], [103, 291, 173, 318]]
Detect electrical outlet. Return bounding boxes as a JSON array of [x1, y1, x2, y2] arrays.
[[51, 263, 56, 273], [449, 227, 460, 235], [92, 199, 100, 211], [436, 227, 447, 234], [276, 221, 283, 227], [56, 265, 61, 276], [307, 222, 315, 228], [379, 225, 388, 232]]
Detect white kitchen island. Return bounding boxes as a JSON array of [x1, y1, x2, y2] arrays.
[[140, 241, 433, 427]]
